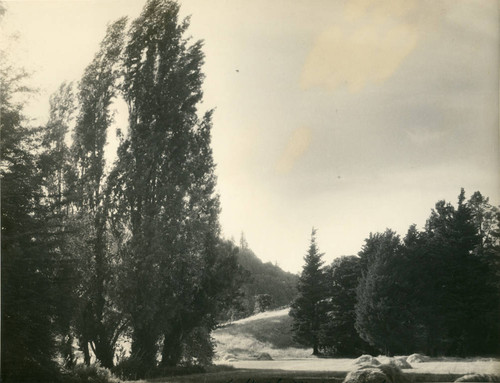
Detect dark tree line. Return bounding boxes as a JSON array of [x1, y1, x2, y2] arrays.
[[1, 1, 243, 381], [290, 190, 500, 357]]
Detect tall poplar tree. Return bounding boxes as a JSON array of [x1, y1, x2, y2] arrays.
[[108, 0, 237, 370], [289, 228, 326, 355], [71, 17, 128, 368], [38, 82, 79, 367]]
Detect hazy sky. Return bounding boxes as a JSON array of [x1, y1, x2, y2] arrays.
[[3, 0, 499, 273]]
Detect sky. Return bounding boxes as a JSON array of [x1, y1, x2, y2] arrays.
[[2, 0, 499, 273]]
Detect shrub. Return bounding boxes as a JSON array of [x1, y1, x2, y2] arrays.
[[146, 365, 205, 379], [112, 355, 149, 381], [64, 364, 119, 383]]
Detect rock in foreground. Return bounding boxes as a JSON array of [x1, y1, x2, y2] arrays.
[[455, 374, 500, 382], [256, 352, 273, 360], [387, 357, 412, 369], [406, 353, 429, 364], [354, 355, 381, 366], [344, 364, 410, 383]]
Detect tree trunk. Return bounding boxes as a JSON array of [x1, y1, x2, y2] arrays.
[[80, 337, 91, 366], [94, 337, 115, 369], [313, 343, 319, 356], [131, 325, 157, 374], [161, 329, 183, 367]]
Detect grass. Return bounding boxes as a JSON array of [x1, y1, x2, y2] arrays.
[[144, 368, 346, 383], [218, 309, 303, 349], [213, 308, 312, 362], [124, 309, 500, 383]]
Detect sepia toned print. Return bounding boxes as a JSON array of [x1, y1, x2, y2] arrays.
[[1, 1, 498, 382]]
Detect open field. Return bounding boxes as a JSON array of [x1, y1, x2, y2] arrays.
[[222, 358, 500, 375], [139, 358, 500, 383], [195, 308, 500, 383], [129, 309, 500, 382], [140, 359, 500, 383]]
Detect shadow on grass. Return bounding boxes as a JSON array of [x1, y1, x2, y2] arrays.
[[140, 367, 472, 383], [144, 366, 345, 383]]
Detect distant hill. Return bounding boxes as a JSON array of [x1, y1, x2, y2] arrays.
[[227, 247, 299, 319]]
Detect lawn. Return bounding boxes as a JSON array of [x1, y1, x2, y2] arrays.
[[128, 309, 500, 383]]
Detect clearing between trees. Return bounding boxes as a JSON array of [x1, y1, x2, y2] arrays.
[[205, 308, 500, 382]]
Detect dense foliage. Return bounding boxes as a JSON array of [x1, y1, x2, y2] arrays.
[[226, 245, 298, 319], [319, 256, 375, 356], [290, 190, 500, 357], [1, 1, 243, 381], [1, 47, 65, 382], [355, 189, 500, 356]]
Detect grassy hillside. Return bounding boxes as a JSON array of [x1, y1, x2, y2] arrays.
[[213, 308, 312, 362]]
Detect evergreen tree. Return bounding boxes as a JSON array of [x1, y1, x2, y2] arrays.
[[419, 189, 496, 355], [467, 192, 500, 352], [289, 228, 327, 355], [353, 190, 500, 356], [1, 45, 62, 382], [319, 256, 374, 356], [354, 229, 416, 355]]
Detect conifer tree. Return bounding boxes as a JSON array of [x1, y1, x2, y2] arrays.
[[419, 189, 494, 355], [319, 256, 374, 356], [353, 229, 417, 355], [289, 228, 326, 355], [354, 230, 417, 355], [1, 45, 62, 382]]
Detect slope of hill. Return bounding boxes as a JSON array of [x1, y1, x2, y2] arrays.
[[213, 308, 312, 362], [231, 247, 299, 318]]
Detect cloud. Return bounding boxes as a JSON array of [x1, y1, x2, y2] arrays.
[[275, 126, 312, 174], [300, 0, 439, 92]]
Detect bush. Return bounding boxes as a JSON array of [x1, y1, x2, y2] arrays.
[[64, 364, 119, 383], [2, 360, 63, 383], [146, 365, 205, 379], [112, 356, 149, 381]]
